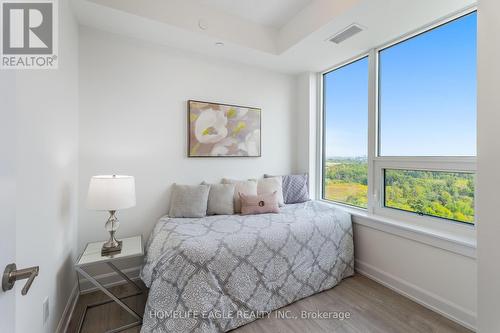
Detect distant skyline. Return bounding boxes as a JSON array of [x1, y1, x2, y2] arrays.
[[326, 156, 367, 160], [324, 12, 477, 158]]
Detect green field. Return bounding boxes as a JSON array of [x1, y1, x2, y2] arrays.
[[324, 158, 475, 224], [324, 159, 368, 208]]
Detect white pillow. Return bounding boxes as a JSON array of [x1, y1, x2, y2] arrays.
[[221, 178, 258, 213], [258, 177, 284, 207]]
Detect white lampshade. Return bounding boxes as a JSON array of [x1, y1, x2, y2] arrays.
[[87, 175, 136, 211]]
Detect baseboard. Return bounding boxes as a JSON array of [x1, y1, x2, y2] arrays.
[[55, 284, 79, 333], [78, 265, 142, 293], [355, 259, 476, 331]]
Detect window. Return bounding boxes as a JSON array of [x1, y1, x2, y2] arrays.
[[321, 10, 477, 226], [379, 12, 476, 156], [322, 57, 368, 208], [384, 169, 474, 224]]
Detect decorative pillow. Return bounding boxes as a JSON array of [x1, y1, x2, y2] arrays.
[[265, 173, 309, 204], [169, 184, 210, 218], [221, 178, 258, 213], [257, 177, 284, 206], [202, 182, 235, 215], [239, 192, 280, 215]]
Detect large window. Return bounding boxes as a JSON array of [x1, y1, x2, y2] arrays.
[[322, 57, 368, 208], [379, 12, 476, 156], [321, 10, 477, 225]]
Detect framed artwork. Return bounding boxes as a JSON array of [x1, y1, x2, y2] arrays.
[[188, 100, 261, 157]]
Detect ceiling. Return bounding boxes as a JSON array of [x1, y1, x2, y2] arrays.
[[73, 0, 476, 74], [193, 0, 313, 28]]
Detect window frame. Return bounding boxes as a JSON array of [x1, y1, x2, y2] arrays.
[[321, 54, 370, 209], [318, 7, 477, 229]]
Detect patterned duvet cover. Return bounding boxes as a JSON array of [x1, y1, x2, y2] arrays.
[[140, 200, 354, 333]]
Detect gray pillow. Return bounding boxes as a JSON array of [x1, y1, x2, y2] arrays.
[[169, 184, 210, 218], [264, 173, 309, 204], [202, 182, 235, 215]]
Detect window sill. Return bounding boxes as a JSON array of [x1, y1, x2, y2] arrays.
[[320, 200, 477, 259]]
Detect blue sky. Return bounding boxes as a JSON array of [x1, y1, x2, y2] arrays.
[[324, 57, 368, 158], [324, 12, 477, 158]]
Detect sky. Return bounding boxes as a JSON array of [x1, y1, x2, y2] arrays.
[[324, 11, 477, 158]]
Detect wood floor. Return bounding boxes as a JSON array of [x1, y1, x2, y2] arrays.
[[66, 274, 471, 333]]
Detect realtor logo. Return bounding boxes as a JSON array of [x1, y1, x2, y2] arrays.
[[1, 0, 58, 69]]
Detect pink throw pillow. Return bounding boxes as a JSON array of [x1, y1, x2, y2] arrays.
[[239, 191, 280, 215]]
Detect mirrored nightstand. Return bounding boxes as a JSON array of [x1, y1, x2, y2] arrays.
[[75, 235, 144, 333]]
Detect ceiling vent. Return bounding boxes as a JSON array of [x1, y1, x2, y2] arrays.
[[328, 24, 364, 44]]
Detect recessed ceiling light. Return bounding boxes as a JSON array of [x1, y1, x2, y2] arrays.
[[215, 42, 224, 47], [198, 19, 208, 30]]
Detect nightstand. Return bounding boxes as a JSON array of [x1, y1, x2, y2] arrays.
[[75, 235, 144, 333]]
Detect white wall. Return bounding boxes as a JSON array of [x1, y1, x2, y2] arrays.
[[354, 223, 477, 329], [78, 27, 297, 254], [14, 0, 79, 332], [294, 73, 317, 197], [477, 0, 500, 332]]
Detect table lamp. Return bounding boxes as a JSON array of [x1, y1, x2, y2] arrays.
[[86, 175, 136, 255]]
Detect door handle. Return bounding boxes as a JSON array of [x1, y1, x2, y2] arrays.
[[2, 263, 39, 295]]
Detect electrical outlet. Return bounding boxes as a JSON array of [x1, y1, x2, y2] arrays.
[[43, 297, 49, 325]]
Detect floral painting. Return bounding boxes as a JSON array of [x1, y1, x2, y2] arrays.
[[188, 100, 261, 157]]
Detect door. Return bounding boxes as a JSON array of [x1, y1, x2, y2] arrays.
[[0, 71, 16, 332]]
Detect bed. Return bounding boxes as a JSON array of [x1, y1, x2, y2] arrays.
[[140, 200, 354, 333]]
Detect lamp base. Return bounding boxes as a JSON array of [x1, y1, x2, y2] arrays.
[[101, 210, 122, 256], [102, 240, 122, 256]]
